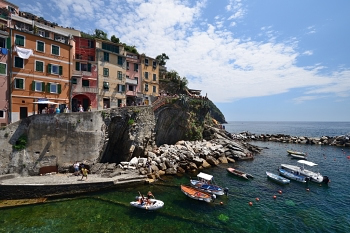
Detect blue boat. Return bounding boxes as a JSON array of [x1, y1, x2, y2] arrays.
[[278, 168, 308, 183], [266, 171, 290, 185]]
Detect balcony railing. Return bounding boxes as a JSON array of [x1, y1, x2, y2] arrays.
[[126, 77, 138, 85], [126, 90, 137, 96], [73, 85, 98, 94]]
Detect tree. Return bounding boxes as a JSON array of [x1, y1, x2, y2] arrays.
[[156, 53, 169, 66], [111, 35, 120, 44], [94, 29, 108, 40]]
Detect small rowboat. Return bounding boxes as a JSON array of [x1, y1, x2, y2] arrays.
[[278, 168, 308, 183], [287, 150, 306, 156], [181, 185, 215, 203], [290, 153, 307, 160], [227, 167, 254, 180], [130, 197, 164, 210], [266, 171, 290, 185]]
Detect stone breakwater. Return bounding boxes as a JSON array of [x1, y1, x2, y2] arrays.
[[231, 132, 350, 147]]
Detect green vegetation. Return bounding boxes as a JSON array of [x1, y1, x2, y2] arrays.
[[13, 134, 27, 150], [128, 119, 135, 125], [4, 132, 9, 138]]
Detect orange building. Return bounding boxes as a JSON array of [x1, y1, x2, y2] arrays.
[[9, 14, 73, 121], [140, 54, 159, 105]]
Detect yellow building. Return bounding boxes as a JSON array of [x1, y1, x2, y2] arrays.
[[95, 39, 126, 108], [140, 54, 159, 105]]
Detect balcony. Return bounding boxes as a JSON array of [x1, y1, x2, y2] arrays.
[[126, 90, 137, 96], [72, 70, 93, 77], [126, 77, 138, 85], [72, 85, 98, 94]]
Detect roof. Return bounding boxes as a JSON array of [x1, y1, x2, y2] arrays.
[[297, 160, 318, 166], [197, 172, 213, 181]]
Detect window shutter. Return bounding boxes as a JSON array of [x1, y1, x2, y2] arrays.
[[88, 63, 91, 72], [6, 37, 11, 49], [58, 84, 61, 94], [122, 85, 125, 92], [31, 81, 35, 91], [76, 62, 80, 71], [59, 66, 63, 75], [47, 64, 51, 74], [46, 83, 50, 93]]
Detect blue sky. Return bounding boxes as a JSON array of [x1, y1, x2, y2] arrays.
[[10, 0, 350, 121]]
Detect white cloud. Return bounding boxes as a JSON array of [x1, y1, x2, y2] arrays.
[[303, 50, 313, 56]]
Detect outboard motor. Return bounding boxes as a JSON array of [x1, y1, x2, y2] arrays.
[[323, 176, 330, 184], [211, 194, 216, 202], [224, 187, 229, 196]]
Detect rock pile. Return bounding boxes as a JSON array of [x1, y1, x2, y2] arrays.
[[231, 132, 350, 147]]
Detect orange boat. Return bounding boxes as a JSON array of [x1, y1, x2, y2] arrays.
[[180, 185, 215, 203]]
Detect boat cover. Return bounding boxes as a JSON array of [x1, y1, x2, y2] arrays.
[[297, 160, 317, 166], [197, 172, 213, 181]]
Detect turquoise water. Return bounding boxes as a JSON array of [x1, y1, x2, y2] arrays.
[[1, 123, 350, 233]]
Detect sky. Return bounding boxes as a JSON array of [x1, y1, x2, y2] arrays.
[[10, 0, 350, 122]]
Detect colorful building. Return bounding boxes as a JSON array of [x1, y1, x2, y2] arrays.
[[125, 52, 142, 105], [71, 36, 97, 112], [140, 54, 159, 105], [95, 39, 126, 108], [9, 13, 73, 121]]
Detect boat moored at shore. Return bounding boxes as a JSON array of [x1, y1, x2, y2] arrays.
[[190, 172, 224, 196]]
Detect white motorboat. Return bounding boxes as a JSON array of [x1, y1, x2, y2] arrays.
[[190, 172, 225, 196], [281, 160, 329, 184], [130, 196, 164, 210]]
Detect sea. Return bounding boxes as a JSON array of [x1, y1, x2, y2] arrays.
[[1, 121, 350, 233]]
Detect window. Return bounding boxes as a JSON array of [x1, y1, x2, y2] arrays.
[[128, 85, 134, 91], [15, 35, 25, 46], [88, 40, 94, 48], [82, 80, 89, 87], [153, 74, 156, 81], [51, 45, 60, 55], [76, 54, 82, 59], [103, 82, 109, 90], [153, 61, 157, 68], [118, 56, 123, 65], [102, 43, 119, 53], [117, 71, 122, 80], [104, 52, 109, 62], [14, 78, 24, 89], [35, 61, 44, 72], [103, 68, 109, 77], [0, 63, 6, 75], [45, 83, 61, 94], [126, 62, 129, 70], [31, 81, 45, 92], [0, 110, 4, 118], [0, 37, 5, 48], [47, 64, 63, 75], [88, 55, 94, 61], [117, 84, 125, 92], [153, 86, 157, 93], [72, 78, 77, 84], [134, 64, 138, 71], [145, 84, 148, 92], [144, 58, 148, 66], [14, 57, 24, 68], [81, 63, 91, 72], [145, 72, 148, 79], [36, 41, 44, 52]]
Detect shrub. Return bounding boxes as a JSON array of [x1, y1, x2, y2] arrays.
[[128, 119, 135, 125], [13, 134, 27, 150]]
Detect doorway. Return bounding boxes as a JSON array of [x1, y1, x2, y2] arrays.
[[20, 107, 27, 119]]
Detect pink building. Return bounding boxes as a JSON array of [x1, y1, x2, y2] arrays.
[[125, 52, 142, 105]]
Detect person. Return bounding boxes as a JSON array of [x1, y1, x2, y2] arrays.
[[87, 104, 92, 112], [147, 191, 154, 199], [55, 107, 60, 114], [42, 107, 47, 114], [64, 106, 69, 113], [73, 161, 80, 176], [81, 166, 88, 180], [78, 105, 84, 112]]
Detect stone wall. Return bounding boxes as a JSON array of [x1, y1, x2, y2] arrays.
[[0, 106, 155, 175]]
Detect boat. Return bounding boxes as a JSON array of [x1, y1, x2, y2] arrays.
[[180, 185, 215, 203], [227, 167, 254, 180], [190, 172, 224, 196], [266, 171, 290, 185], [278, 168, 308, 183], [287, 150, 306, 156], [130, 196, 164, 210], [290, 153, 307, 160], [281, 160, 330, 184]]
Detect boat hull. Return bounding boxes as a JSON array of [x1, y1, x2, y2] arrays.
[[280, 164, 329, 184], [266, 171, 290, 185], [227, 168, 253, 180], [287, 150, 306, 156], [181, 185, 214, 203], [130, 198, 164, 210]]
